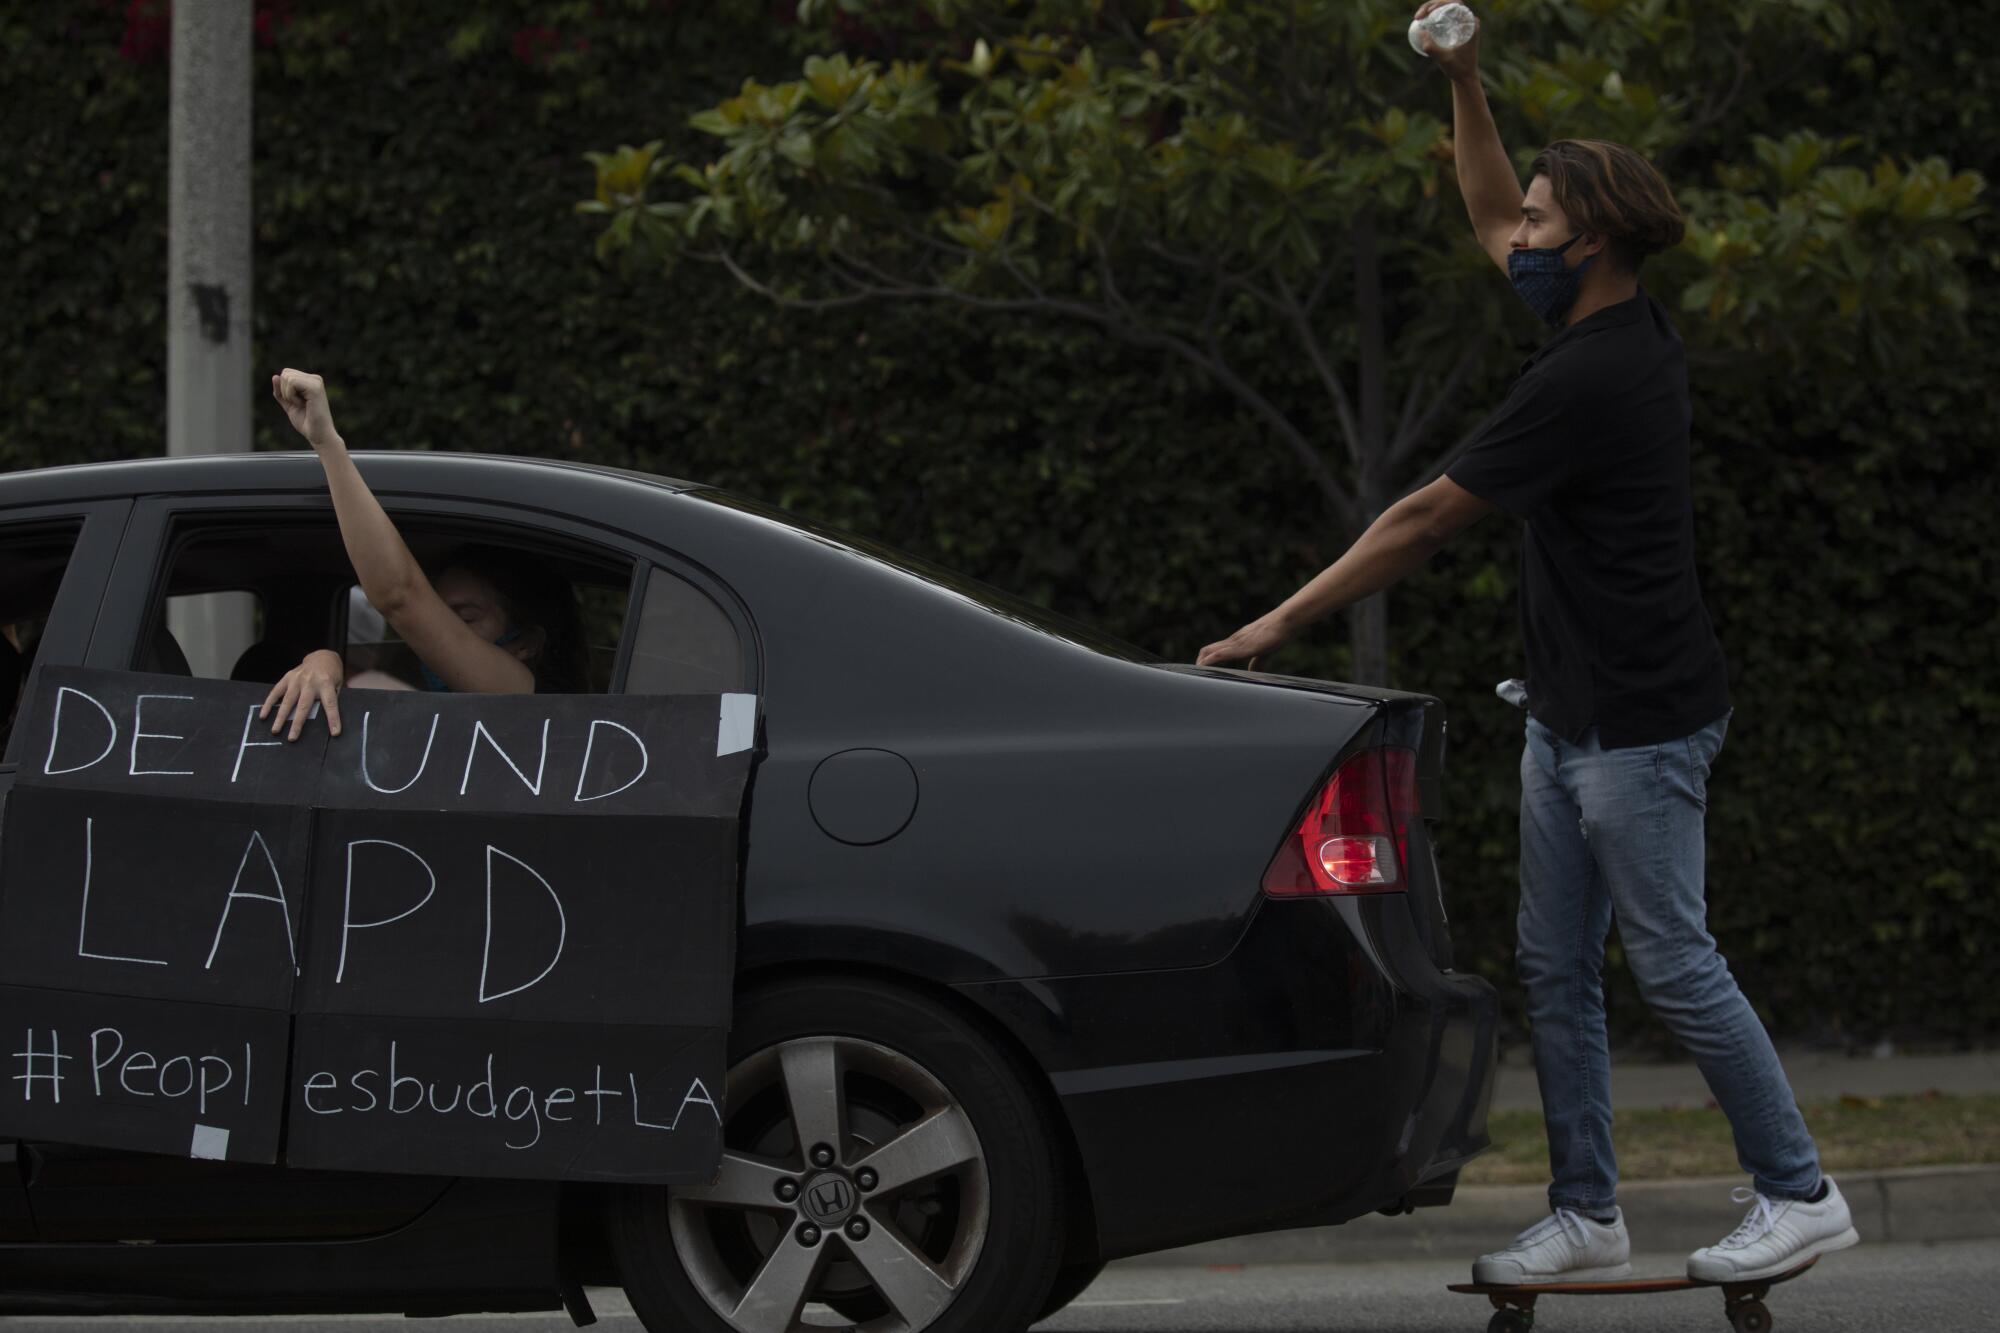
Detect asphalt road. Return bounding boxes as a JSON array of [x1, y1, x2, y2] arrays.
[[1, 1240, 1989, 1331]]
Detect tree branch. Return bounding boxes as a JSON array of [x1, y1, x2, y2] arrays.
[[1387, 346, 1480, 475], [1274, 271, 1361, 470], [697, 250, 881, 309], [704, 243, 1357, 530], [1306, 257, 1337, 315], [1353, 210, 1388, 507]]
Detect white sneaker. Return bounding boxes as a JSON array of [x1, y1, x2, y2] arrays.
[[1472, 1207, 1633, 1285], [1687, 1179, 1861, 1282]]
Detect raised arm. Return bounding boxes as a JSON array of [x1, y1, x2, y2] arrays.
[[270, 369, 534, 698], [1415, 2, 1520, 271]]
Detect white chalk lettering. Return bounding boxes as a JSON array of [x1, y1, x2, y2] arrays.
[[303, 1070, 342, 1114], [468, 1055, 497, 1119], [584, 1064, 622, 1124], [11, 1029, 69, 1103], [460, 717, 551, 797], [678, 1076, 721, 1129], [231, 703, 284, 784], [360, 709, 440, 795], [84, 1031, 254, 1110], [75, 817, 168, 967], [158, 1054, 195, 1099], [503, 1083, 542, 1150], [128, 693, 196, 777], [388, 1041, 424, 1114], [300, 1050, 712, 1157], [44, 686, 117, 775], [204, 829, 298, 975], [336, 841, 436, 984], [89, 1027, 123, 1097], [479, 845, 566, 1003], [630, 1072, 723, 1131], [120, 1049, 158, 1096], [198, 1055, 233, 1113], [630, 1072, 674, 1130], [574, 719, 649, 802]]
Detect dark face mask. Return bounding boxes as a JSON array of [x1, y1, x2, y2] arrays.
[[1508, 232, 1594, 328]]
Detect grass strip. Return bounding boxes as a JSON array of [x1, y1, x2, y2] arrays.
[[1462, 1092, 2000, 1186]]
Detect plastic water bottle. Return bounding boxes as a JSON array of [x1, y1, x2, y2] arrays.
[[1408, 3, 1478, 56]]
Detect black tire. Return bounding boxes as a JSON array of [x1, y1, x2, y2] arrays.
[[1487, 1310, 1534, 1333], [1033, 1260, 1107, 1323], [609, 976, 1066, 1333]]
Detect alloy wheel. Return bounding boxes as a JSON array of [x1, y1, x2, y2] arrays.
[[667, 1035, 990, 1332]]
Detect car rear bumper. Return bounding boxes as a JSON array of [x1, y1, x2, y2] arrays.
[[958, 893, 1499, 1261]]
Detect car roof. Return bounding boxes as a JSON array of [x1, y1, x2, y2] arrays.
[[0, 451, 698, 507], [0, 450, 1159, 664]]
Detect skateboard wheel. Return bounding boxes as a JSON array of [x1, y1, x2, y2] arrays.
[[1487, 1311, 1534, 1333], [1729, 1299, 1772, 1333]]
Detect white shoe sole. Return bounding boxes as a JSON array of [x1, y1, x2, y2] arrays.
[[1472, 1261, 1634, 1286], [1688, 1225, 1860, 1283]]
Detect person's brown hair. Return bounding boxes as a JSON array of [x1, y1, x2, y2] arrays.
[[439, 544, 589, 694], [1526, 139, 1685, 272]]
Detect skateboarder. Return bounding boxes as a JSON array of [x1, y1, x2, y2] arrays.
[[1197, 1, 1859, 1286]]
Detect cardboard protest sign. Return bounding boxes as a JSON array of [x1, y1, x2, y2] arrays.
[[0, 667, 755, 1183]]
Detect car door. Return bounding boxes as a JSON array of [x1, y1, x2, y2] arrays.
[[18, 485, 753, 1240], [18, 490, 450, 1240], [0, 500, 130, 1241]]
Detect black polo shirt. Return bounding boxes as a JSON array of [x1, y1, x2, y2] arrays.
[[1446, 291, 1729, 749]]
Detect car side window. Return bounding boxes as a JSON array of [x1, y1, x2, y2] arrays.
[[624, 565, 744, 695], [136, 514, 641, 695], [341, 575, 633, 695], [163, 589, 265, 679], [0, 521, 84, 759]]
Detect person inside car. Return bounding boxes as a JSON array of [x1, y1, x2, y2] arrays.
[[261, 368, 585, 739]]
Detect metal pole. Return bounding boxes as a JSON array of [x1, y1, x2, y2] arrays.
[[167, 0, 257, 677]]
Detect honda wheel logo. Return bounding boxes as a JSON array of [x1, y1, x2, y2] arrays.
[[804, 1175, 854, 1222]]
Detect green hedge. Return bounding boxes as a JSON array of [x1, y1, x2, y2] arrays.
[[4, 0, 1994, 1044]]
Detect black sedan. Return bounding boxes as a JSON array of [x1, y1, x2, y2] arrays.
[[0, 452, 1496, 1332]]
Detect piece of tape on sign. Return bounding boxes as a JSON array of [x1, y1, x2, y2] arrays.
[[717, 693, 755, 757], [0, 667, 754, 1184]]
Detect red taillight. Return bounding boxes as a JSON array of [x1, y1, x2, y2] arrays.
[[1262, 747, 1419, 897]]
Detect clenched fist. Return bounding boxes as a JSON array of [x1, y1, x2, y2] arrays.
[[271, 368, 340, 450]]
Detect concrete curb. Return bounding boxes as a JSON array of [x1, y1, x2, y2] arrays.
[[1112, 1165, 2000, 1268]]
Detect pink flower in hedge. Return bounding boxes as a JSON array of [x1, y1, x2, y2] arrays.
[[117, 0, 169, 66], [510, 24, 561, 66], [253, 0, 295, 48]]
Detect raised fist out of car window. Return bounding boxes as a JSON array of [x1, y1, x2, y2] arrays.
[[271, 368, 340, 450]]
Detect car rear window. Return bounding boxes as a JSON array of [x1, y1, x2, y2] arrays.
[[689, 490, 1157, 664]]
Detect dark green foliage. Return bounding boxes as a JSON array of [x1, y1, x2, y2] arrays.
[[2, 0, 1992, 1043]]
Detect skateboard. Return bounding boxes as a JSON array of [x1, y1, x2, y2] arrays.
[[1447, 1254, 1817, 1333]]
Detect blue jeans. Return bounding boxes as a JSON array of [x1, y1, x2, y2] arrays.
[[1517, 711, 1820, 1212]]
